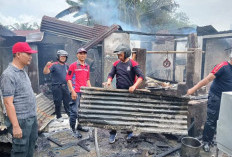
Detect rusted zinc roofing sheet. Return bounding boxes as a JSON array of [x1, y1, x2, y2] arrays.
[[36, 93, 55, 132], [40, 16, 110, 42], [79, 87, 189, 135]]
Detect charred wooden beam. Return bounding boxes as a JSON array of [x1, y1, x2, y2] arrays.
[[155, 144, 181, 157], [115, 30, 189, 37], [147, 51, 194, 54]]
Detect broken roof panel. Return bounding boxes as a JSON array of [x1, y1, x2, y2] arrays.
[[36, 93, 55, 132], [40, 16, 110, 42], [79, 87, 189, 135], [197, 25, 218, 36]]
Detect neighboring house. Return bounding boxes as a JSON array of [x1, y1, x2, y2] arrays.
[[23, 16, 121, 93]]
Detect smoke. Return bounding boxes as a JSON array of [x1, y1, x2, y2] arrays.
[[80, 0, 138, 31]]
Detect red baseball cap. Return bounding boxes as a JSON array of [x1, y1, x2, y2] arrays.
[[77, 48, 87, 54], [12, 42, 37, 54]]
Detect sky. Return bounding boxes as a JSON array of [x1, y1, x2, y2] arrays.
[[0, 0, 231, 31]]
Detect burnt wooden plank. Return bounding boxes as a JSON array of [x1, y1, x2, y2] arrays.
[[79, 119, 187, 129], [79, 114, 187, 124], [80, 123, 188, 135]]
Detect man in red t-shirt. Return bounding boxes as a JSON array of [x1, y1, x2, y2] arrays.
[[66, 48, 91, 138]]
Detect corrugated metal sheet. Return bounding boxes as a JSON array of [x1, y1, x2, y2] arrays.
[[40, 16, 109, 42], [79, 87, 189, 135], [36, 93, 55, 132]]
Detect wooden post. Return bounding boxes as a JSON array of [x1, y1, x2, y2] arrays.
[[186, 33, 202, 90], [132, 48, 146, 89]]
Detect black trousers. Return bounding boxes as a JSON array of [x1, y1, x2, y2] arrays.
[[52, 84, 71, 118], [203, 91, 221, 144]]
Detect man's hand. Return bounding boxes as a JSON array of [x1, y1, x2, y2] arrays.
[[13, 126, 22, 139], [129, 85, 136, 93], [187, 88, 195, 95], [102, 80, 111, 87], [46, 61, 53, 67], [71, 91, 77, 100]]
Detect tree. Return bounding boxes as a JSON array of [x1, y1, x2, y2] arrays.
[[56, 0, 191, 32], [5, 22, 40, 31]]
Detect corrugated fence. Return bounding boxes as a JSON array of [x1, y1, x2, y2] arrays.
[[79, 87, 189, 135]]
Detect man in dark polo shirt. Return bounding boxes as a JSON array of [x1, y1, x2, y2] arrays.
[[104, 44, 144, 144], [66, 48, 91, 138], [187, 54, 232, 152], [43, 50, 70, 122], [0, 42, 38, 157]]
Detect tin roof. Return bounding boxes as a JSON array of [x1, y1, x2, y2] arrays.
[[13, 29, 40, 37], [79, 87, 189, 135], [0, 25, 16, 36], [40, 16, 111, 42]]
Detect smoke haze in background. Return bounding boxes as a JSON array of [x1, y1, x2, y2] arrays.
[[80, 0, 136, 31], [0, 0, 231, 31]]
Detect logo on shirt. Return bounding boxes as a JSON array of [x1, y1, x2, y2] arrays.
[[127, 66, 131, 71]]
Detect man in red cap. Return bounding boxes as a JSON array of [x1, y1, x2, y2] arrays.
[[0, 42, 38, 156], [66, 47, 91, 138]]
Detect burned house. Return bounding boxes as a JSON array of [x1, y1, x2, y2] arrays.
[[0, 25, 25, 77], [1, 15, 232, 156], [22, 16, 123, 94]]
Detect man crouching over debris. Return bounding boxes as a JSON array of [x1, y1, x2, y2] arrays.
[[187, 53, 232, 152], [103, 44, 144, 144], [0, 42, 38, 157], [66, 48, 91, 138]]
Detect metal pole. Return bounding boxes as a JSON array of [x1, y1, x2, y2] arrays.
[[94, 128, 100, 157]]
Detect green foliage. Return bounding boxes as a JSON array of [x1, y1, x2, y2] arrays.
[[5, 22, 40, 31], [56, 0, 191, 32]]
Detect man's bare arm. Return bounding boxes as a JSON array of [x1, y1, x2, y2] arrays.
[[43, 61, 52, 74], [67, 80, 77, 100], [3, 96, 22, 138], [87, 80, 91, 87], [187, 73, 215, 95], [129, 77, 143, 93]]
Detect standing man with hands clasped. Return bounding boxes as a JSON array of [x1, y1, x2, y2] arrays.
[[186, 53, 232, 152], [66, 48, 91, 138], [103, 44, 144, 144], [43, 50, 71, 122], [0, 42, 38, 157]]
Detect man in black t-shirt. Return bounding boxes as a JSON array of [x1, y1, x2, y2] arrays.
[[103, 44, 144, 144], [43, 50, 71, 122], [187, 54, 232, 152]]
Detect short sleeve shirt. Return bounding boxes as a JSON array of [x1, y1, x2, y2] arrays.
[[210, 61, 232, 97], [48, 62, 69, 85], [108, 59, 144, 89], [0, 64, 36, 119], [66, 61, 90, 93]]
